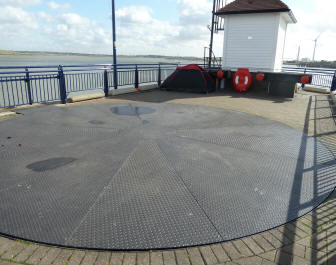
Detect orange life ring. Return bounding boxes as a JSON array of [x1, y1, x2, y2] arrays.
[[233, 68, 252, 92]]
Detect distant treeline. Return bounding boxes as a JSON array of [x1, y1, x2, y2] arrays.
[[285, 60, 336, 69]]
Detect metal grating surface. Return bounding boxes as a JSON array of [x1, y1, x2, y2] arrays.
[[0, 102, 335, 250]]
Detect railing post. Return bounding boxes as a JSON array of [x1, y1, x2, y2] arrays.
[[301, 67, 307, 89], [331, 71, 336, 92], [158, 64, 161, 87], [114, 64, 118, 90], [58, 66, 67, 104], [103, 69, 109, 97], [135, 65, 139, 90], [25, 68, 33, 105]]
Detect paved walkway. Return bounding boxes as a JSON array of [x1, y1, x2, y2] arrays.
[[1, 91, 336, 265]]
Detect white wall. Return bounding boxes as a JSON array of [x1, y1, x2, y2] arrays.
[[274, 14, 288, 71], [222, 13, 288, 71]]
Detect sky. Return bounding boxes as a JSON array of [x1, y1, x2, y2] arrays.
[[0, 0, 335, 60]]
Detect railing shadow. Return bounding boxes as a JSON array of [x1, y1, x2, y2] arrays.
[[112, 89, 294, 104], [278, 94, 336, 264]]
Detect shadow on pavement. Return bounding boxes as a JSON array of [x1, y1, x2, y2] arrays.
[[278, 95, 336, 264], [111, 89, 293, 104]]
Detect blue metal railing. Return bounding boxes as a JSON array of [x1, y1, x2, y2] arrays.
[[0, 63, 177, 109], [3, 63, 333, 109]]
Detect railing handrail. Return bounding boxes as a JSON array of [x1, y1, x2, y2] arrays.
[[203, 47, 222, 68], [0, 63, 179, 76], [282, 66, 336, 73], [0, 63, 179, 71]]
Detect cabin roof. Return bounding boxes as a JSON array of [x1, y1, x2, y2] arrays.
[[216, 0, 291, 16]]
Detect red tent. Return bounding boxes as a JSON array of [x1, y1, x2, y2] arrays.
[[161, 64, 215, 93]]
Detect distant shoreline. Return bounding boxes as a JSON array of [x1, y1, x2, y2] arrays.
[[284, 60, 336, 70], [0, 50, 202, 61]]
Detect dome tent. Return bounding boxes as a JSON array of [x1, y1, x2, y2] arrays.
[[161, 64, 215, 93]]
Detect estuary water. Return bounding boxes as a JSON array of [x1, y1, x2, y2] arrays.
[[0, 54, 199, 67]]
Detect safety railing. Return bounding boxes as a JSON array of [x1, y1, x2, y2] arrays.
[[221, 65, 336, 90], [203, 47, 222, 69], [282, 66, 336, 89], [0, 63, 177, 109]]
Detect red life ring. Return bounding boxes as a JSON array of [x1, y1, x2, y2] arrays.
[[217, 70, 224, 79], [256, 73, 265, 81], [301, 75, 310, 84], [233, 68, 252, 92]]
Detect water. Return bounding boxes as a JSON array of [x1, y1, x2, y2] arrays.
[[0, 54, 200, 67]]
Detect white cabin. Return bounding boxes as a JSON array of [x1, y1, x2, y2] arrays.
[[217, 0, 296, 71]]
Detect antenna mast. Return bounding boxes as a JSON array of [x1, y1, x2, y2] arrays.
[[208, 0, 216, 68], [208, 0, 226, 68]]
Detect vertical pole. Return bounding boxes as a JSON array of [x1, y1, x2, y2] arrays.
[[25, 68, 33, 105], [112, 0, 118, 89], [204, 47, 206, 67], [208, 0, 216, 69], [158, 64, 161, 87], [104, 69, 109, 97], [58, 66, 67, 104], [135, 65, 139, 90], [331, 71, 336, 92]]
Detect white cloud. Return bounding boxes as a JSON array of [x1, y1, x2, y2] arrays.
[[37, 11, 54, 23], [6, 0, 336, 61], [0, 0, 221, 57], [59, 13, 92, 28], [0, 0, 42, 7], [113, 1, 222, 57], [43, 13, 111, 53], [178, 0, 212, 26], [116, 6, 153, 24], [0, 6, 41, 51], [283, 0, 336, 60], [0, 6, 38, 29], [48, 1, 71, 11], [0, 4, 110, 53], [115, 5, 180, 55]]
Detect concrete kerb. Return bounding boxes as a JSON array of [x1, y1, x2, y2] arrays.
[[109, 83, 158, 96], [303, 85, 330, 94], [66, 84, 159, 100], [67, 90, 105, 103], [330, 91, 336, 104], [0, 111, 17, 118]]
